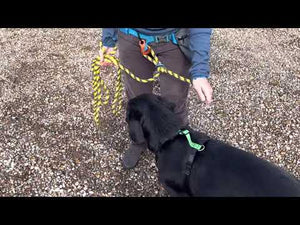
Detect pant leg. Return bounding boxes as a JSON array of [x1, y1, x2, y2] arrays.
[[150, 42, 192, 127], [117, 31, 156, 100], [117, 31, 155, 151]]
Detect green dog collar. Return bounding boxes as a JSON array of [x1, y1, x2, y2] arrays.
[[178, 129, 205, 151]]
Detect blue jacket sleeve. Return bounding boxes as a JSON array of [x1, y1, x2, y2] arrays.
[[102, 28, 118, 47], [189, 28, 212, 79]]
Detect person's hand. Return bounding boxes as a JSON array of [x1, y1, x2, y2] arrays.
[[99, 46, 115, 67], [192, 77, 213, 105]]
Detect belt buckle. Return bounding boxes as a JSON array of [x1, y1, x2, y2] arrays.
[[155, 35, 169, 43]]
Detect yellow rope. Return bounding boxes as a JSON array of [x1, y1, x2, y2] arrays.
[[91, 41, 191, 126]]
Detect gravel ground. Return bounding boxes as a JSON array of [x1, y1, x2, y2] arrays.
[[0, 28, 299, 197]]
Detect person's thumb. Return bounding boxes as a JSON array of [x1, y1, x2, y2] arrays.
[[99, 46, 107, 62]]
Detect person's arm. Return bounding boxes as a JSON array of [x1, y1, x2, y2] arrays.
[[189, 28, 213, 104], [100, 28, 118, 66], [189, 28, 212, 78]]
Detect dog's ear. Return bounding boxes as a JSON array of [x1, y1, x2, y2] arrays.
[[157, 95, 176, 112], [128, 119, 145, 144], [126, 94, 181, 152], [126, 102, 145, 144]]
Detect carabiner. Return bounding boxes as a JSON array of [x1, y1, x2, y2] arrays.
[[139, 39, 151, 56]]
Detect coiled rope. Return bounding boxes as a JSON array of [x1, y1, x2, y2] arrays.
[[91, 41, 191, 126]]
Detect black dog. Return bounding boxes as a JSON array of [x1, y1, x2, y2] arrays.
[[126, 93, 300, 197]]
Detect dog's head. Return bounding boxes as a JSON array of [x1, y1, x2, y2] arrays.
[[126, 94, 183, 153]]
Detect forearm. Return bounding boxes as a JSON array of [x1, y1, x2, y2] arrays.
[[189, 28, 212, 79], [102, 28, 118, 47]]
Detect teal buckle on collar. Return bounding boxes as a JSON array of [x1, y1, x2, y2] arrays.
[[178, 129, 205, 151]]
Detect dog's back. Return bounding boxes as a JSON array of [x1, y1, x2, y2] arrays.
[[187, 131, 300, 197]]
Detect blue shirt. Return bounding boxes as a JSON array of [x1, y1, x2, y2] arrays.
[[102, 28, 212, 79]]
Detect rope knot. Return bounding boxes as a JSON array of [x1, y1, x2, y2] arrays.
[[155, 61, 164, 68]]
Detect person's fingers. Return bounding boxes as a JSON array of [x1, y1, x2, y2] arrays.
[[100, 61, 112, 66], [192, 78, 213, 104], [99, 51, 104, 62], [99, 47, 115, 67], [106, 48, 114, 54], [203, 87, 213, 104], [196, 88, 206, 102], [115, 49, 119, 58]]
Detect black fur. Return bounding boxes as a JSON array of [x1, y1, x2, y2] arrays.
[[126, 93, 300, 197]]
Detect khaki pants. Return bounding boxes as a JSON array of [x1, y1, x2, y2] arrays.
[[118, 31, 191, 126]]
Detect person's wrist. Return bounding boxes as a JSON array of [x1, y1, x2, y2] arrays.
[[192, 74, 209, 80], [102, 38, 117, 48]]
